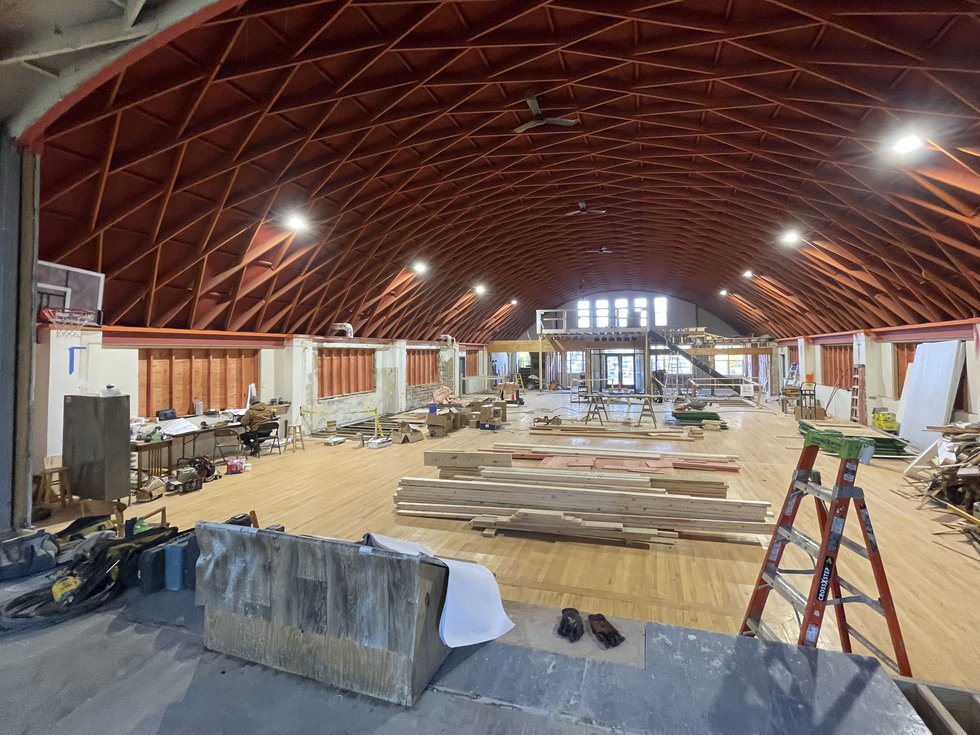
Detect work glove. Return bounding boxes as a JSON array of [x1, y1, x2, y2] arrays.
[[588, 614, 625, 648], [557, 607, 585, 642]]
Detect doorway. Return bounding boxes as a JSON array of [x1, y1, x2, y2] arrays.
[[605, 353, 636, 391]]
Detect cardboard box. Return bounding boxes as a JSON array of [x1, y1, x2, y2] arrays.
[[426, 413, 452, 437], [390, 422, 425, 444]]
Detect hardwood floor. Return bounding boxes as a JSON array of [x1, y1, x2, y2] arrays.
[[45, 392, 980, 687]]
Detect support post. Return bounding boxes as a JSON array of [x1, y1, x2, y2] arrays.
[[0, 130, 37, 534]]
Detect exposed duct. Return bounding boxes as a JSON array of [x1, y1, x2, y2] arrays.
[[438, 334, 456, 346], [329, 323, 354, 339]]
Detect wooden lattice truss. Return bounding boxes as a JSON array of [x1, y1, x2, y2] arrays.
[[30, 0, 980, 341]]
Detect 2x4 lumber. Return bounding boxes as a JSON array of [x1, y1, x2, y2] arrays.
[[493, 442, 739, 462], [477, 470, 725, 498], [468, 516, 677, 546], [529, 428, 694, 442], [423, 450, 512, 468], [395, 478, 768, 520], [393, 503, 774, 534]]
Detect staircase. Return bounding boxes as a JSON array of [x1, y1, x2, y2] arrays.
[[647, 330, 727, 380]]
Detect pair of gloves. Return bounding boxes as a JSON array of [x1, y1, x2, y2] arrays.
[[557, 608, 625, 648]]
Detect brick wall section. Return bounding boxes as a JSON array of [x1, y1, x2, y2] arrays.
[[406, 382, 439, 408], [404, 351, 457, 408]]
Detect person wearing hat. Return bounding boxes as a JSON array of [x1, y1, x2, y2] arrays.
[[239, 395, 275, 457]]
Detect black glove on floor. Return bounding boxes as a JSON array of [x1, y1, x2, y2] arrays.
[[588, 613, 625, 648], [557, 607, 585, 642]]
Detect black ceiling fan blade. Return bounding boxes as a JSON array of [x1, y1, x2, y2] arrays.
[[544, 117, 579, 127]]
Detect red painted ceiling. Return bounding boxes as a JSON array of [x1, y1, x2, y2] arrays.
[[34, 0, 980, 341]]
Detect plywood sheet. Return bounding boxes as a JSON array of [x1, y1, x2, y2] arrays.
[[898, 340, 965, 451]]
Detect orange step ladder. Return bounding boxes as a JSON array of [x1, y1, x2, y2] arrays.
[[739, 429, 912, 676]]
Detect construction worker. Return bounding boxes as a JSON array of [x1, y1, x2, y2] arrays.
[[239, 396, 275, 457]]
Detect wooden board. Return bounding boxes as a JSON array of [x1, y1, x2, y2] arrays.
[[424, 450, 512, 469], [395, 478, 769, 521], [478, 467, 728, 499], [394, 503, 774, 535], [494, 442, 739, 463]]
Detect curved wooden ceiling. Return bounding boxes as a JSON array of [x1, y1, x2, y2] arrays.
[[34, 0, 980, 341]]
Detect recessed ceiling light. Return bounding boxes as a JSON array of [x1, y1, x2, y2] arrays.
[[719, 289, 728, 296], [285, 212, 309, 231], [412, 261, 428, 275], [742, 270, 753, 278], [891, 133, 923, 155], [510, 299, 518, 305], [474, 284, 487, 295], [779, 229, 801, 245]]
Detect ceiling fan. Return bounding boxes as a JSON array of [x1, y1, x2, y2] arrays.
[[566, 200, 607, 216], [596, 246, 613, 254], [512, 92, 580, 134]]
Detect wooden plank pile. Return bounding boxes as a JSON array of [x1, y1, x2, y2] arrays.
[[472, 509, 678, 546], [798, 419, 910, 457], [917, 423, 980, 510], [528, 424, 696, 442], [398, 452, 771, 546], [491, 442, 741, 472], [671, 410, 728, 429]]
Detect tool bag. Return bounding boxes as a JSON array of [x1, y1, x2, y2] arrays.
[[177, 455, 221, 483], [0, 530, 58, 581]]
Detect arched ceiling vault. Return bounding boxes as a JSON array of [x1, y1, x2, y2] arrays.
[[30, 0, 980, 341]]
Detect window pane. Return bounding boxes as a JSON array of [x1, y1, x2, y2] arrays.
[[633, 298, 647, 308], [577, 300, 590, 309], [594, 298, 609, 328], [615, 297, 629, 327], [568, 352, 585, 373], [653, 296, 668, 326]]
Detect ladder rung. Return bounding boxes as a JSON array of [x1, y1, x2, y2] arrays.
[[763, 572, 808, 615], [778, 526, 819, 556], [845, 624, 899, 673], [835, 576, 884, 614], [779, 524, 869, 560], [793, 479, 833, 503], [743, 618, 779, 641], [839, 535, 869, 560]]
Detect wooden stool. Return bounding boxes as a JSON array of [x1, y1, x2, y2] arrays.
[[288, 425, 306, 452], [38, 466, 73, 507]]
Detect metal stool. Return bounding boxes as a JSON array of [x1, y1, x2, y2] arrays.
[[288, 424, 306, 452]]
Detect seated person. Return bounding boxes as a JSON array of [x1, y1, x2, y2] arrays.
[[239, 396, 275, 457]]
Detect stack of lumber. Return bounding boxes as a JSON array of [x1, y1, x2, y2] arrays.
[[471, 509, 678, 546], [395, 451, 772, 544], [491, 442, 741, 472], [424, 451, 730, 498], [528, 424, 695, 442], [797, 420, 910, 457], [394, 475, 773, 544], [424, 450, 511, 478], [671, 410, 728, 429], [477, 466, 729, 499]]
